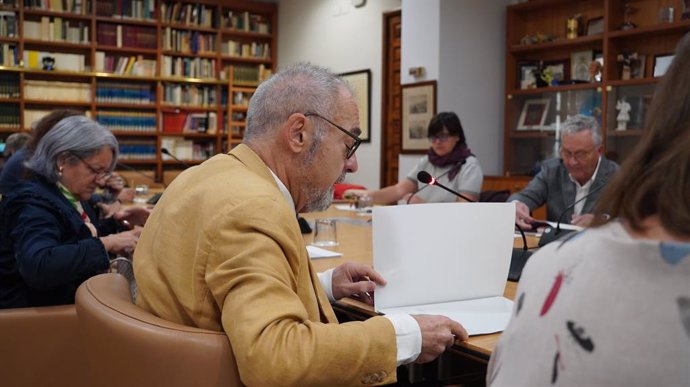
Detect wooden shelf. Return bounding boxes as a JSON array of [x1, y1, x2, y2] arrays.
[[159, 132, 218, 138], [509, 82, 600, 96], [161, 22, 218, 33], [96, 46, 158, 55], [509, 131, 556, 139], [161, 50, 219, 59], [95, 16, 158, 27], [221, 29, 272, 39], [607, 20, 690, 40], [110, 131, 158, 137], [23, 39, 91, 49], [606, 129, 644, 137], [160, 104, 218, 111], [24, 99, 92, 106], [23, 9, 92, 21], [509, 34, 603, 54], [158, 76, 220, 85], [95, 103, 157, 109]]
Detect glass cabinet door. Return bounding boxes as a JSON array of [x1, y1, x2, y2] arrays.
[[605, 83, 655, 164], [506, 87, 602, 175]]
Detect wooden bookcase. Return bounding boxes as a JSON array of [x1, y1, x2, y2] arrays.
[[0, 0, 276, 185], [504, 0, 690, 176]]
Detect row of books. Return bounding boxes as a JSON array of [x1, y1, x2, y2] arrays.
[[96, 111, 156, 133], [223, 10, 270, 34], [161, 136, 214, 161], [23, 50, 86, 71], [161, 109, 217, 134], [24, 79, 90, 102], [220, 64, 273, 84], [0, 73, 18, 98], [0, 11, 17, 37], [0, 104, 19, 129], [162, 28, 217, 54], [96, 82, 155, 104], [161, 56, 216, 79], [97, 23, 156, 49], [95, 52, 156, 77], [221, 40, 270, 60], [162, 83, 216, 107], [24, 17, 90, 44], [231, 91, 252, 107], [24, 108, 91, 128], [118, 140, 157, 160], [96, 0, 153, 21], [161, 3, 216, 28], [23, 0, 89, 15], [0, 43, 18, 67]]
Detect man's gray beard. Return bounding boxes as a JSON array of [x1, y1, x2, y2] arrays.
[[302, 172, 346, 212]]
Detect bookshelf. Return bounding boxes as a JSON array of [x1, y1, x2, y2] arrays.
[[504, 0, 690, 176], [0, 0, 276, 185]]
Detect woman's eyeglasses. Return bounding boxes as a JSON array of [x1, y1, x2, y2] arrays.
[[71, 153, 112, 180]]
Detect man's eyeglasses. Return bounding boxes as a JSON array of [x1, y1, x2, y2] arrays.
[[71, 153, 112, 180], [559, 148, 595, 163], [304, 112, 362, 159], [428, 134, 451, 143]]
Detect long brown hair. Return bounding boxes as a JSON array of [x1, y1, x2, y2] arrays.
[[595, 33, 690, 237]]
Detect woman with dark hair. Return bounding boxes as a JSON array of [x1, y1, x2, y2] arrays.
[[347, 112, 483, 204], [488, 34, 690, 386], [0, 116, 146, 308]]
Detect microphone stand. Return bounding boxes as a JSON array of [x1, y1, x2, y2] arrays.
[[538, 183, 605, 247], [509, 223, 533, 281], [161, 148, 191, 169]]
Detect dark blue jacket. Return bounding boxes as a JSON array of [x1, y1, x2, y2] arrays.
[[0, 147, 29, 195], [0, 175, 111, 308]]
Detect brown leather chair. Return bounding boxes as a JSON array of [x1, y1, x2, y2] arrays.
[[0, 304, 92, 387], [75, 273, 242, 387]]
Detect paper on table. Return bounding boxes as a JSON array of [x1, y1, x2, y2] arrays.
[[373, 203, 516, 336], [306, 245, 343, 259]]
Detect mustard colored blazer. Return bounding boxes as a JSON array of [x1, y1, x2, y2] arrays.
[[134, 144, 397, 386]]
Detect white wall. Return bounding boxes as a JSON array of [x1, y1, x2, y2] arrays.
[[276, 0, 401, 189], [398, 0, 509, 182]]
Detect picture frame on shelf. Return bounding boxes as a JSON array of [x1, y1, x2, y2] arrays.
[[586, 17, 604, 35], [517, 98, 550, 130], [517, 61, 538, 89], [571, 50, 593, 82], [339, 69, 371, 142], [653, 54, 675, 77], [544, 60, 569, 84], [401, 80, 437, 153]]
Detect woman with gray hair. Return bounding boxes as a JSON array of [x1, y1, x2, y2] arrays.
[[0, 116, 145, 308]]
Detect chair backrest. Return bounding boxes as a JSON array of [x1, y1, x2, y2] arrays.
[[75, 273, 242, 387], [479, 189, 511, 203], [0, 304, 92, 387]]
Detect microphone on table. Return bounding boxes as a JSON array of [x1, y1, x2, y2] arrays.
[[161, 147, 191, 169], [418, 170, 534, 281], [537, 183, 605, 247], [416, 171, 475, 202]]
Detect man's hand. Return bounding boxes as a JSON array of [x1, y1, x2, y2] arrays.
[[412, 315, 468, 363], [331, 262, 386, 305], [342, 189, 368, 200], [571, 213, 595, 227], [513, 200, 535, 230]]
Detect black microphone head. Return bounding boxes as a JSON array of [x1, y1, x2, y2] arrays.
[[160, 147, 171, 155], [417, 171, 434, 184]]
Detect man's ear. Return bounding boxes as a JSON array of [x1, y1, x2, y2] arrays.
[[284, 113, 309, 155]]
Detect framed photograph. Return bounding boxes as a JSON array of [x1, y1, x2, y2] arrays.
[[339, 69, 371, 142], [517, 61, 538, 89], [586, 17, 604, 35], [517, 98, 551, 130], [544, 60, 569, 84], [401, 80, 437, 153], [571, 50, 593, 81], [653, 54, 674, 77]]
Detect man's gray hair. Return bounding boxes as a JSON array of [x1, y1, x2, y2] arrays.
[[4, 132, 30, 156], [243, 63, 352, 149], [562, 114, 602, 146], [26, 115, 118, 183]]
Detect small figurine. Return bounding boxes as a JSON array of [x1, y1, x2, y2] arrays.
[[617, 52, 638, 80], [42, 56, 55, 71], [616, 98, 631, 131], [621, 5, 637, 30], [589, 60, 603, 82], [566, 14, 583, 39], [540, 67, 555, 87]]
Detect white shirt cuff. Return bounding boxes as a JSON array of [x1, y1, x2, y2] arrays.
[[317, 268, 336, 302], [383, 314, 422, 365]]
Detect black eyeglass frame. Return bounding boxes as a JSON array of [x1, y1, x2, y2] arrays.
[[304, 112, 362, 159], [70, 152, 113, 181]]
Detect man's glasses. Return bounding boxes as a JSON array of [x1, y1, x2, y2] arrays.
[[559, 148, 595, 163], [305, 112, 362, 159], [71, 153, 112, 180]]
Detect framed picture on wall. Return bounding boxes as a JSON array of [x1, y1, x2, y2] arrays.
[[517, 98, 550, 130], [339, 69, 371, 142], [401, 80, 437, 153]]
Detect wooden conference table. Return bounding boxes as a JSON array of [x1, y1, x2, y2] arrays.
[[302, 204, 538, 363]]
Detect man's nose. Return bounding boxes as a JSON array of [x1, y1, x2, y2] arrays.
[[345, 154, 358, 173]]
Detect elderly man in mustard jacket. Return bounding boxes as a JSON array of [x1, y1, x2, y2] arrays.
[[134, 63, 466, 387]]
